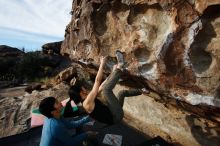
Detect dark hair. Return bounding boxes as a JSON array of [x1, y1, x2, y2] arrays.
[[68, 82, 83, 104], [39, 97, 56, 118]]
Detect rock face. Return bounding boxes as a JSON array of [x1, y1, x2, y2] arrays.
[[55, 65, 215, 146], [61, 0, 220, 108], [114, 85, 220, 146], [60, 0, 220, 145], [42, 41, 63, 55]]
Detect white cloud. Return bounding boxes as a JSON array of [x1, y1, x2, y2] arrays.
[[0, 0, 72, 50]]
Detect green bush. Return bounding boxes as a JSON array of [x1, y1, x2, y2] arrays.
[[0, 51, 59, 82], [0, 58, 16, 73], [0, 58, 17, 81]]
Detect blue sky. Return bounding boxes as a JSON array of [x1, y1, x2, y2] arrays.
[[0, 0, 72, 51]]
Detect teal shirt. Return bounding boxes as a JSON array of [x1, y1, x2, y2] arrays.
[[40, 116, 89, 146]]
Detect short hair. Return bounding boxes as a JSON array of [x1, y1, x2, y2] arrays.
[[68, 82, 83, 104], [39, 97, 56, 118]]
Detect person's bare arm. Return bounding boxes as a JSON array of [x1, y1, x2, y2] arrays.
[[83, 56, 107, 113]]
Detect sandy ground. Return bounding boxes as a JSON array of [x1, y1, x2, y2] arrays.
[[0, 86, 27, 98]]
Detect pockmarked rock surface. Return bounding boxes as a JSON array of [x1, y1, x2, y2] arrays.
[[61, 0, 220, 108], [61, 0, 220, 107], [60, 0, 220, 145]]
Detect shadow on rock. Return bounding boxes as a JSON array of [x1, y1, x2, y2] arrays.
[[185, 114, 220, 146]]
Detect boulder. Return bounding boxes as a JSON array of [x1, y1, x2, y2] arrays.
[[42, 41, 62, 55], [60, 1, 220, 145], [25, 83, 42, 93], [61, 0, 220, 110]]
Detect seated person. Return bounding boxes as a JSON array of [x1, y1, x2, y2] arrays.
[[39, 96, 97, 146], [68, 52, 147, 125]]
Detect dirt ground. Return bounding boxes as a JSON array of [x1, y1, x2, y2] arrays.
[[0, 86, 27, 98]]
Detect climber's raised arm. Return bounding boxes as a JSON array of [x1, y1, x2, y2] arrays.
[[83, 56, 107, 112]]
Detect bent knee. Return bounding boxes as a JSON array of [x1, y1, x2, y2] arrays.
[[102, 89, 112, 98], [102, 84, 111, 93]]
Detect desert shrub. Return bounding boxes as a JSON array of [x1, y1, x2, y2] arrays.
[[16, 51, 53, 80], [0, 51, 60, 82], [0, 58, 17, 81]]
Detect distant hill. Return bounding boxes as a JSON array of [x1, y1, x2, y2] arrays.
[[0, 45, 24, 58]]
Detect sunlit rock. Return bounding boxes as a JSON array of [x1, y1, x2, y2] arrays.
[[60, 0, 220, 145]]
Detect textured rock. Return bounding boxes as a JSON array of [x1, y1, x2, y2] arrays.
[[55, 62, 98, 87], [194, 0, 220, 13], [0, 83, 70, 138], [42, 41, 62, 55], [113, 84, 220, 146], [56, 66, 77, 83], [25, 83, 42, 93], [61, 0, 220, 108], [60, 0, 220, 145]]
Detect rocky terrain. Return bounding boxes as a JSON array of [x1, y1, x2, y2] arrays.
[[0, 83, 69, 137], [60, 0, 220, 145], [62, 0, 220, 109], [1, 0, 220, 146]]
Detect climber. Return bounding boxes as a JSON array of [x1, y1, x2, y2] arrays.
[[68, 51, 150, 125], [38, 97, 97, 146]]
